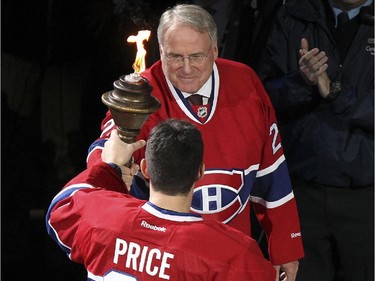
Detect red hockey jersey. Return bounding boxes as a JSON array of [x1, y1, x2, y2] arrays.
[[87, 58, 304, 264], [46, 162, 276, 281]]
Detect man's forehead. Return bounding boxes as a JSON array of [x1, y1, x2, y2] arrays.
[[162, 25, 210, 46]]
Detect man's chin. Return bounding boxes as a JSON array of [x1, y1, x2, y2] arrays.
[[176, 83, 199, 94]]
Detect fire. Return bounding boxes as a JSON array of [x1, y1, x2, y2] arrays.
[[127, 30, 151, 74]]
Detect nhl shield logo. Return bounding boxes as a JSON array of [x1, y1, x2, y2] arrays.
[[197, 106, 208, 118]]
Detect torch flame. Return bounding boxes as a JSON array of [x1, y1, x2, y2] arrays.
[[127, 30, 151, 74]]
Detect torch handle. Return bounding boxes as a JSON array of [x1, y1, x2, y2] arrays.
[[124, 157, 134, 168], [116, 127, 137, 168]]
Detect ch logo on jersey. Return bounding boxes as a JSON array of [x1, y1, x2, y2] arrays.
[[191, 169, 252, 224]]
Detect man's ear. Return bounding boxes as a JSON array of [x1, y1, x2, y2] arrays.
[[212, 41, 219, 60], [159, 44, 163, 56], [196, 163, 205, 181], [140, 159, 150, 179]]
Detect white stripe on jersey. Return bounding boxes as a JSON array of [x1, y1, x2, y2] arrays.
[[250, 191, 294, 209]]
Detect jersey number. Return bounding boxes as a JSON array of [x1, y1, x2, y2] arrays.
[[103, 270, 137, 281], [270, 123, 281, 154]]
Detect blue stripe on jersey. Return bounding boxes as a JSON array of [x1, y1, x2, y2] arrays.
[[144, 202, 203, 221], [240, 169, 257, 204], [45, 184, 93, 256], [251, 160, 292, 202], [88, 139, 107, 154]]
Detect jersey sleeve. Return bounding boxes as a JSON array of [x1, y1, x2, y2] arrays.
[[85, 109, 151, 200], [86, 111, 114, 168], [45, 162, 127, 260], [250, 78, 304, 265]]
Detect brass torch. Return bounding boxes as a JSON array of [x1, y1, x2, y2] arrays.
[[101, 30, 160, 166], [101, 73, 160, 144]]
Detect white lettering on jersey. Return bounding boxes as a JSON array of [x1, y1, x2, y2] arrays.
[[141, 220, 167, 232], [113, 238, 174, 280]]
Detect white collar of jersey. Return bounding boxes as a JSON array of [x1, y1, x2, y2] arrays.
[[166, 63, 220, 125], [142, 202, 203, 222]]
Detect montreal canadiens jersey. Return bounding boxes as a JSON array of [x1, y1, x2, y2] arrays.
[[87, 58, 304, 264], [46, 162, 276, 281]]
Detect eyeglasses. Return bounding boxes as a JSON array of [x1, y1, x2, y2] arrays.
[[163, 45, 212, 66]]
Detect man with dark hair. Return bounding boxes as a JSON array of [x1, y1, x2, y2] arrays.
[[46, 119, 276, 280], [145, 120, 204, 195]]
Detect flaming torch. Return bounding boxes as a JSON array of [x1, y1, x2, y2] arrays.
[[102, 30, 160, 153]]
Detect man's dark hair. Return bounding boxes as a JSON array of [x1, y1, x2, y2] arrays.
[[145, 119, 204, 195]]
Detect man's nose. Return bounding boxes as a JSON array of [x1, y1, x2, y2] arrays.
[[182, 57, 193, 72]]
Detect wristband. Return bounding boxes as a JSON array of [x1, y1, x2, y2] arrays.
[[106, 162, 122, 177]]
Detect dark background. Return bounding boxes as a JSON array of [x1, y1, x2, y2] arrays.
[[1, 0, 281, 279]]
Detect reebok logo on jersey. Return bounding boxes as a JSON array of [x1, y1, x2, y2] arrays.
[[290, 232, 301, 239], [141, 220, 167, 232]]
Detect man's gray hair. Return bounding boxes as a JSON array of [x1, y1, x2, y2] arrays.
[[157, 4, 218, 46]]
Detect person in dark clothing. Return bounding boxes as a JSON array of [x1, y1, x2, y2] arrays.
[[257, 0, 374, 280]]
